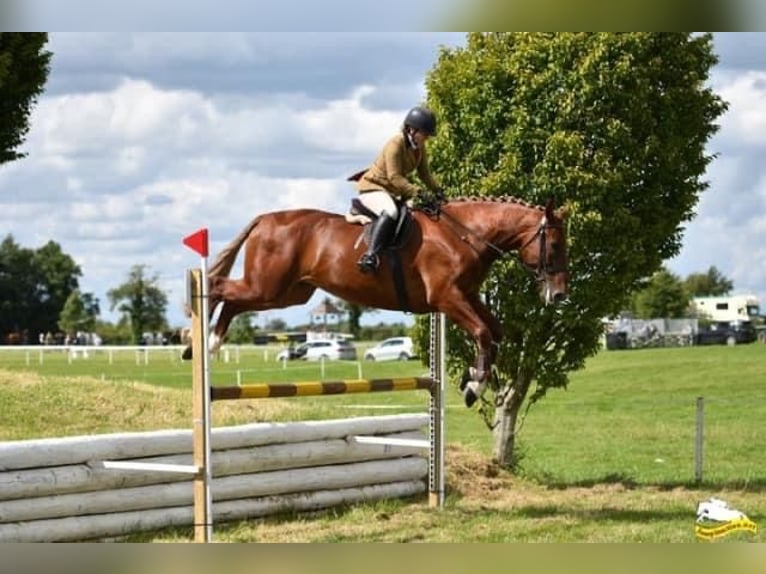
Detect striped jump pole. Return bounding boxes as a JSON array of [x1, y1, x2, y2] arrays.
[[210, 377, 434, 400]]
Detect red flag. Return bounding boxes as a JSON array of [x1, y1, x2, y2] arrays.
[[183, 228, 209, 257]]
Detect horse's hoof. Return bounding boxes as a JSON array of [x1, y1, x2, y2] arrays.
[[181, 346, 192, 361], [464, 387, 478, 408]]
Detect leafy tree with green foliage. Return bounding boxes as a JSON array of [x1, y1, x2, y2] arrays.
[[419, 33, 727, 466], [31, 240, 83, 335], [226, 312, 258, 344], [58, 289, 100, 335], [629, 267, 689, 319], [333, 300, 378, 339], [0, 33, 51, 164], [107, 265, 168, 345], [683, 265, 733, 297], [264, 317, 288, 332], [0, 235, 81, 341]]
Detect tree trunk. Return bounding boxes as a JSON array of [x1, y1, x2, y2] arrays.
[[491, 372, 531, 468]]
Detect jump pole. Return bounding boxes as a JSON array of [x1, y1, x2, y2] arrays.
[[429, 311, 446, 509], [184, 230, 213, 543], [101, 229, 214, 543]]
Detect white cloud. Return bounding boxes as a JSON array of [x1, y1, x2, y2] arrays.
[[669, 65, 766, 306], [716, 71, 766, 147]]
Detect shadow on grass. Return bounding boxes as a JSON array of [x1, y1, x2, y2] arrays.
[[506, 504, 693, 522], [535, 472, 766, 493]]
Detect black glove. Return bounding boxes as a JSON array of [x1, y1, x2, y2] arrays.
[[414, 189, 443, 213]]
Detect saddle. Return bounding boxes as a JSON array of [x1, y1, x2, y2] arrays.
[[345, 197, 414, 312], [345, 198, 413, 250]]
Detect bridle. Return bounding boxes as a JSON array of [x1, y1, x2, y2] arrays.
[[434, 205, 566, 283]]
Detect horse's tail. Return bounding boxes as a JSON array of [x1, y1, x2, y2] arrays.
[[208, 215, 261, 279]]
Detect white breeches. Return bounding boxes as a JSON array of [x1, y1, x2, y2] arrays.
[[358, 191, 398, 218]]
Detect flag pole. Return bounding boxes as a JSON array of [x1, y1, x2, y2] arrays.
[[183, 228, 213, 542]]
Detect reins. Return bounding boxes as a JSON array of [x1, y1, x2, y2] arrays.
[[424, 201, 560, 281]]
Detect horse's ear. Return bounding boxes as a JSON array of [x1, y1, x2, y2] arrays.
[[546, 197, 570, 220], [545, 198, 556, 219]]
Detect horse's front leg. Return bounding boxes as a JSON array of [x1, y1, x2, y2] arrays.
[[460, 296, 504, 407], [439, 295, 500, 408]]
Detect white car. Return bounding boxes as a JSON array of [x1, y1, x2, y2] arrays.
[[364, 337, 415, 361], [275, 341, 314, 362], [275, 340, 357, 361], [304, 339, 357, 361]]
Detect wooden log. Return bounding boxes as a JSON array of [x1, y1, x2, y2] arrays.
[[0, 431, 425, 502], [0, 480, 424, 542], [0, 414, 428, 471], [0, 458, 427, 523]]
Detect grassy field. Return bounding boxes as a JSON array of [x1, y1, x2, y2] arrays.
[[0, 341, 764, 542]]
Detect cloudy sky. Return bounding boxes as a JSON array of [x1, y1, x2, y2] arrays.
[[1, 33, 765, 329]]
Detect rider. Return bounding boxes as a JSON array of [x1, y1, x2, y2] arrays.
[[352, 105, 443, 273]]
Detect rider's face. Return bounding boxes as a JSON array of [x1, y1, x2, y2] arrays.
[[412, 129, 431, 147]]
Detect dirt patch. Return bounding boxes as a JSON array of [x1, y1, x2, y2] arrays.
[[445, 444, 520, 500]]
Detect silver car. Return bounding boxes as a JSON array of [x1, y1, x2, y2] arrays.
[[363, 337, 415, 361], [303, 339, 358, 361]]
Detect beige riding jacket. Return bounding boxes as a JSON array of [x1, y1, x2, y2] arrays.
[[353, 132, 440, 200]]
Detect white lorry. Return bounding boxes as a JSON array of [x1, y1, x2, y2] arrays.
[[691, 294, 760, 322]]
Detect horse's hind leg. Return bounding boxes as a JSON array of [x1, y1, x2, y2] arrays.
[[209, 282, 317, 352], [180, 276, 226, 360]]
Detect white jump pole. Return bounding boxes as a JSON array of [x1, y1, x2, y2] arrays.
[[429, 312, 446, 509]]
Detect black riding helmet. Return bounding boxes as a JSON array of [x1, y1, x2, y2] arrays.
[[404, 106, 437, 136]]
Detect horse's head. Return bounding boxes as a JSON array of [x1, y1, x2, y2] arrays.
[[519, 198, 569, 305]]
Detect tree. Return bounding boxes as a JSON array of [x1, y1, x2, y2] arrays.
[[334, 301, 378, 338], [58, 289, 100, 335], [31, 240, 82, 336], [107, 265, 169, 344], [629, 267, 689, 318], [0, 33, 52, 165], [0, 235, 81, 341], [264, 317, 288, 332], [226, 312, 258, 344], [0, 235, 34, 337], [422, 33, 727, 466], [683, 265, 733, 297]]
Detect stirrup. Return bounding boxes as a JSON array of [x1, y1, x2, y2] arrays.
[[357, 253, 380, 273]]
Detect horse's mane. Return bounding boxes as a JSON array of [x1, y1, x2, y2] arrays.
[[448, 195, 544, 211]]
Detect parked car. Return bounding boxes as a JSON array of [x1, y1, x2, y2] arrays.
[[304, 339, 357, 361], [364, 337, 415, 361], [694, 321, 758, 346], [276, 339, 357, 361], [275, 342, 315, 361]]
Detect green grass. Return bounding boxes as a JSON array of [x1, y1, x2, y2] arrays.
[[1, 342, 764, 542]]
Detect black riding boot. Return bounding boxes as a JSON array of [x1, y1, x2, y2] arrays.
[[357, 213, 396, 273]]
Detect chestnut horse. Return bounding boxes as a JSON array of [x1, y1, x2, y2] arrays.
[[189, 196, 569, 407]]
